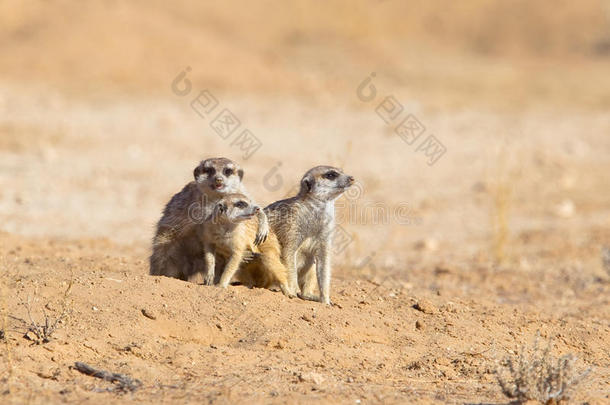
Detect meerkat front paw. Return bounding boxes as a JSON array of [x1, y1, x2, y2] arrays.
[[203, 271, 215, 286], [253, 220, 269, 245]]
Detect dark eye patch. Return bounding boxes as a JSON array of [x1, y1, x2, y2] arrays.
[[224, 168, 234, 176], [234, 200, 248, 209], [204, 167, 216, 175], [323, 171, 339, 180]]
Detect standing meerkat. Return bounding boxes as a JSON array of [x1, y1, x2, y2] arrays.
[[202, 193, 293, 297], [255, 166, 354, 305], [149, 157, 269, 283]]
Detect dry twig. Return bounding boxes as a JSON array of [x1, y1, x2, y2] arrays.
[[74, 362, 142, 393]]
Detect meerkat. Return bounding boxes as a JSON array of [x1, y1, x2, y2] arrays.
[[244, 166, 354, 305], [149, 157, 269, 283], [202, 193, 293, 297]]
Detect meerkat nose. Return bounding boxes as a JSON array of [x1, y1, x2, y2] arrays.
[[347, 176, 355, 184], [214, 177, 223, 184], [254, 207, 260, 212]]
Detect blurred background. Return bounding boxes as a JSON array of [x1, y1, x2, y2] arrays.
[[1, 0, 609, 277]]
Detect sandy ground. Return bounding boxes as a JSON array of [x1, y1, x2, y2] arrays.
[[1, 230, 609, 405], [1, 1, 610, 403], [0, 85, 608, 404]]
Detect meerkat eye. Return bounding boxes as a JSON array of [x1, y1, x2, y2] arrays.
[[234, 200, 247, 209], [323, 171, 339, 180], [223, 168, 234, 176], [204, 167, 216, 175]]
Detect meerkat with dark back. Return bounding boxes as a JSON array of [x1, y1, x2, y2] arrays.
[[202, 193, 293, 297], [149, 158, 269, 283], [245, 166, 354, 304]]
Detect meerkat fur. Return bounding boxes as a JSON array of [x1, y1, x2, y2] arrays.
[[202, 193, 293, 297], [149, 157, 269, 283], [249, 165, 354, 304]]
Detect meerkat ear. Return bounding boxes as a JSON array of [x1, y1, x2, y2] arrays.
[[301, 175, 313, 193], [194, 162, 204, 181], [237, 168, 244, 180]]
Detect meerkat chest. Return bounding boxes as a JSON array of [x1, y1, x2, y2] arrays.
[[206, 221, 257, 257], [298, 236, 320, 256], [299, 204, 333, 234], [205, 228, 236, 256], [300, 216, 333, 242], [296, 206, 334, 257]]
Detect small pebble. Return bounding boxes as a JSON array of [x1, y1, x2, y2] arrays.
[[414, 299, 437, 315], [299, 372, 325, 385]]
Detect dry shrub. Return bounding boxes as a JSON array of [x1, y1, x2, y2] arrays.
[[0, 280, 13, 390], [495, 334, 590, 404], [17, 279, 73, 344]]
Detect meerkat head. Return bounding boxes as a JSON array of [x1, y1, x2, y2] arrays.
[[193, 157, 244, 194], [298, 165, 355, 201], [209, 193, 259, 224]]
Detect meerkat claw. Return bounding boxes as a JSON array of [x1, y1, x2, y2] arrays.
[[254, 231, 268, 246], [254, 217, 269, 246], [203, 274, 214, 286]]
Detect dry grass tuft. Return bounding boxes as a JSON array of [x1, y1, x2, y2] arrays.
[[18, 278, 73, 345], [495, 334, 590, 404], [489, 143, 513, 266]]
